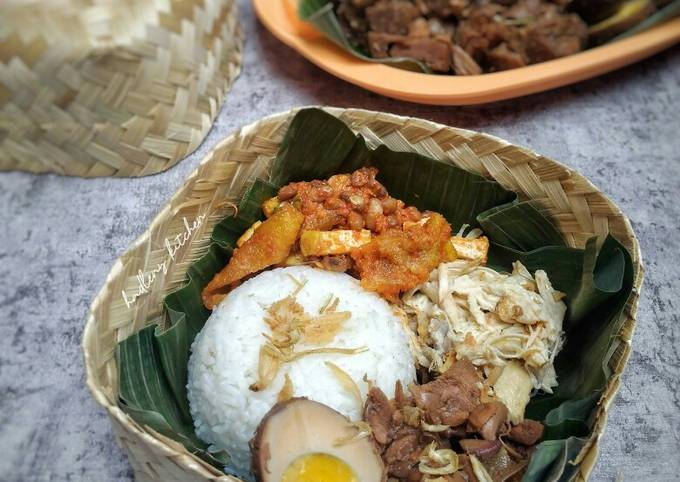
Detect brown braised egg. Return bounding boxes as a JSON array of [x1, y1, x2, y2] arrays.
[[250, 398, 385, 482]]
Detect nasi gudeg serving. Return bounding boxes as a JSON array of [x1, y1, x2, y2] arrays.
[[329, 0, 670, 74], [193, 167, 566, 481], [116, 108, 635, 482]]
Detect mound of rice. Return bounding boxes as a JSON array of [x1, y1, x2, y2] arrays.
[[187, 266, 416, 473]]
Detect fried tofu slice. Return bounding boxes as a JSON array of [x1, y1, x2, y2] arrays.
[[450, 235, 489, 265], [202, 203, 304, 309], [300, 230, 372, 257], [351, 213, 452, 301]]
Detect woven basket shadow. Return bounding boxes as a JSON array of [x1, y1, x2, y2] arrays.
[[0, 0, 243, 177], [83, 107, 643, 481]]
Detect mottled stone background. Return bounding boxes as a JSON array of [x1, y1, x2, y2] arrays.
[[1, 1, 679, 481]]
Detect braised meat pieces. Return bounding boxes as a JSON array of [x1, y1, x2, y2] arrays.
[[335, 0, 588, 73], [410, 359, 482, 427], [364, 360, 544, 481]]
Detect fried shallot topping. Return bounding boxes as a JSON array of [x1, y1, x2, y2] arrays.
[[250, 282, 366, 392]]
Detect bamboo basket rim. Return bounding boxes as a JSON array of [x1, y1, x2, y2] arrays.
[[82, 106, 644, 482]]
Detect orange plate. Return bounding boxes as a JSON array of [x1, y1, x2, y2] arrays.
[[253, 0, 680, 105]]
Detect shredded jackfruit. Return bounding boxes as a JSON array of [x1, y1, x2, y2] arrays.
[[403, 259, 566, 394]]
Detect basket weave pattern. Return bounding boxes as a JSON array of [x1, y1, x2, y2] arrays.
[[0, 0, 243, 177], [83, 108, 643, 481]]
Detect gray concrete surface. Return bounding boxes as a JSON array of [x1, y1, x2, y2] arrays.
[[1, 1, 679, 481]]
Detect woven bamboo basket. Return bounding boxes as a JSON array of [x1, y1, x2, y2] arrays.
[[0, 0, 242, 177], [83, 107, 643, 481]]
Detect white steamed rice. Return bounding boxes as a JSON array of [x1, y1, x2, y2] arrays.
[[187, 266, 416, 473]]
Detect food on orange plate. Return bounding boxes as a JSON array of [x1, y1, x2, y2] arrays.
[[335, 0, 589, 74], [202, 203, 304, 309], [351, 212, 453, 301], [328, 0, 663, 74]]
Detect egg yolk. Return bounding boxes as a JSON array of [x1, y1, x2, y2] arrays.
[[280, 453, 358, 482]]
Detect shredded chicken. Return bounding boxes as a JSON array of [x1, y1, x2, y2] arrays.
[[403, 260, 566, 393]]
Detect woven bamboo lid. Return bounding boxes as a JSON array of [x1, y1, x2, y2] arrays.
[[82, 107, 643, 481], [0, 0, 243, 177]]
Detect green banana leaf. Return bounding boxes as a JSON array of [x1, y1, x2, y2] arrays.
[[118, 326, 231, 468], [523, 437, 588, 482], [489, 230, 633, 481], [478, 200, 565, 251], [541, 392, 601, 441], [116, 108, 635, 481], [298, 0, 679, 74]]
